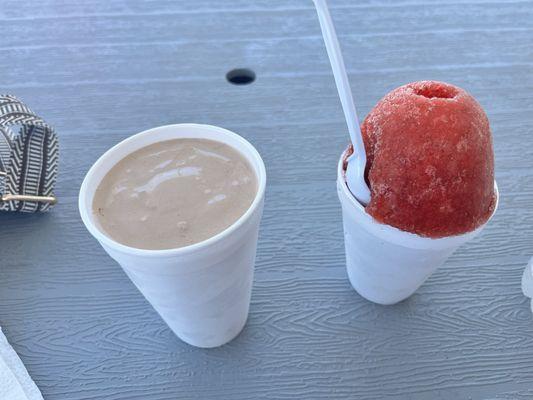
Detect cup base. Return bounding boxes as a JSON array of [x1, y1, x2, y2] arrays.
[[175, 313, 249, 348], [347, 267, 418, 305]]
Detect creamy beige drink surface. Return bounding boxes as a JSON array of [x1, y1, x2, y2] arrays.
[[93, 138, 257, 250]]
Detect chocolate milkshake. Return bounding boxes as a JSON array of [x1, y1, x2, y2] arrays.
[[92, 138, 257, 250]]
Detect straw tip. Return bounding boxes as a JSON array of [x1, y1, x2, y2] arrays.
[[349, 184, 371, 206], [345, 157, 371, 206]]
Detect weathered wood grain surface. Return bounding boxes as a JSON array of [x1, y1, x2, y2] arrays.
[[1, 0, 532, 399]]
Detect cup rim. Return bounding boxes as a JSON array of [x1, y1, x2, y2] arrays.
[[79, 123, 266, 257], [337, 149, 499, 249]]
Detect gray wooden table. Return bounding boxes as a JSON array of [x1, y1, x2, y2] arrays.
[[1, 1, 532, 399]]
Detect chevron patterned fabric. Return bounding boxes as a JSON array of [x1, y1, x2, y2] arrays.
[[0, 95, 58, 212]]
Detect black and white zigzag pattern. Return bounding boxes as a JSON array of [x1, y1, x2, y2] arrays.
[[0, 95, 58, 212], [0, 126, 14, 196]]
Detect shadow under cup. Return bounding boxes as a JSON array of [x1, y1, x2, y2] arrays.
[[79, 124, 266, 348]]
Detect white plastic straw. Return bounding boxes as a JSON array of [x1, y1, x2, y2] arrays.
[[313, 0, 371, 205]]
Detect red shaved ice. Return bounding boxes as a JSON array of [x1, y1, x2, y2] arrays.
[[347, 81, 495, 238]]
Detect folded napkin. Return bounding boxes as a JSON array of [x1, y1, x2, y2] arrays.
[[522, 257, 533, 313], [0, 94, 58, 212], [0, 327, 43, 400]]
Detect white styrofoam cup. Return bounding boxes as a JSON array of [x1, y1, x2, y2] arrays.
[[337, 149, 499, 305], [79, 124, 266, 348], [521, 257, 533, 313]]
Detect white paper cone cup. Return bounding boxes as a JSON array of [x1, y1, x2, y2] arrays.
[[522, 257, 533, 299], [79, 124, 266, 348], [337, 150, 498, 305]]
